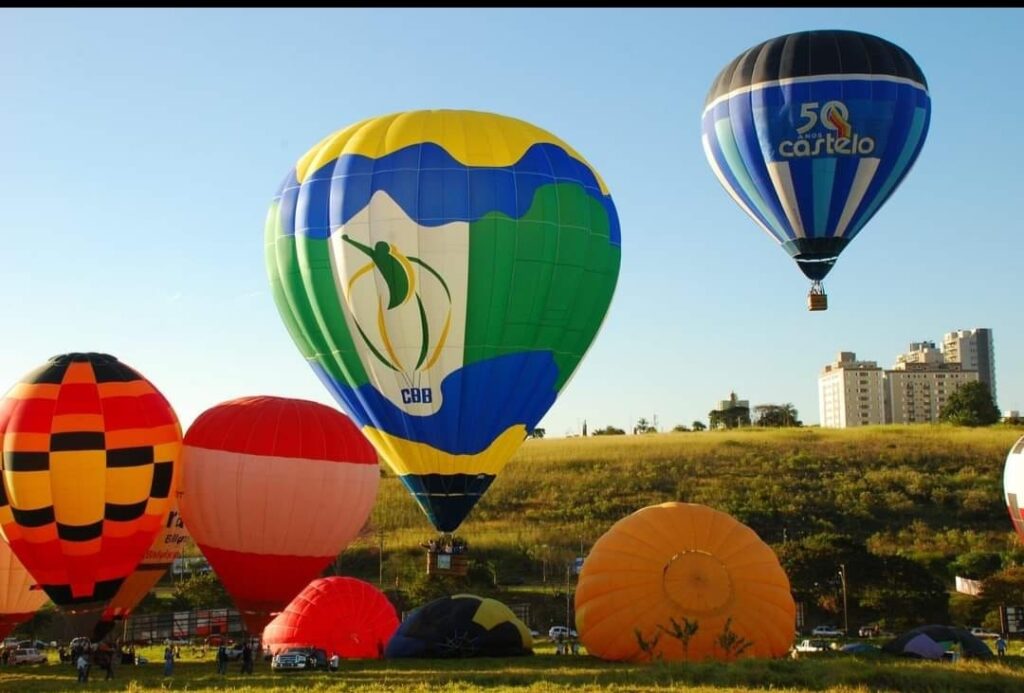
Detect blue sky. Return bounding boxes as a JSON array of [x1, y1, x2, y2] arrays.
[[1, 8, 1021, 437]]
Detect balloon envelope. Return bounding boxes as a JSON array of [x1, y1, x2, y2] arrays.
[[178, 396, 379, 634], [701, 30, 930, 288], [575, 502, 795, 662], [385, 593, 532, 658], [0, 538, 48, 641], [263, 577, 398, 658], [0, 353, 181, 635], [1005, 435, 1024, 541], [94, 502, 189, 639], [265, 109, 621, 532]]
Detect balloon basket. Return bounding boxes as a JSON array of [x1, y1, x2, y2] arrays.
[[807, 283, 828, 311], [426, 549, 470, 576]]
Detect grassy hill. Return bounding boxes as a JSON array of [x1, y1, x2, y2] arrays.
[[347, 424, 1023, 566]]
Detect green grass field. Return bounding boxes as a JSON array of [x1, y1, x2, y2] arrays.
[[4, 648, 1024, 692]]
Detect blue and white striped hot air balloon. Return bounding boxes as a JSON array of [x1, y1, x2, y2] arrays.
[[701, 29, 931, 310]]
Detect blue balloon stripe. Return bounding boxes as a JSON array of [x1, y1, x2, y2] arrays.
[[707, 117, 792, 242], [310, 352, 557, 456], [726, 94, 796, 241], [278, 142, 620, 246], [702, 126, 781, 244], [812, 158, 837, 237]]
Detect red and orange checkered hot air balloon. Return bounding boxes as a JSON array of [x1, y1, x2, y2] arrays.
[[178, 396, 379, 635], [0, 353, 182, 637]]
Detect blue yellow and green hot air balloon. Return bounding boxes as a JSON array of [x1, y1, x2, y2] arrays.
[[265, 110, 621, 533], [701, 29, 931, 310]]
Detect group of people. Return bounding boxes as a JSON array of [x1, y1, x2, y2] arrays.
[[74, 642, 124, 683], [214, 641, 255, 674], [422, 536, 469, 555]]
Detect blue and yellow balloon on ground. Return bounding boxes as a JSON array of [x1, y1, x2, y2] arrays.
[[265, 110, 621, 532]]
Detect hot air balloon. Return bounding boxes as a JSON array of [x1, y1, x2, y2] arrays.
[[263, 577, 398, 659], [0, 538, 48, 641], [93, 502, 190, 640], [265, 109, 621, 534], [0, 353, 182, 636], [1005, 435, 1024, 542], [701, 29, 931, 310], [575, 502, 795, 662], [385, 594, 533, 658], [178, 396, 379, 634]]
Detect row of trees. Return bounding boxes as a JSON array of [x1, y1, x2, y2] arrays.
[[585, 381, 1001, 436]]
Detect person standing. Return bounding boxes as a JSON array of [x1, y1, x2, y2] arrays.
[[163, 644, 174, 677], [216, 643, 228, 674], [76, 652, 90, 683], [996, 635, 1008, 657], [241, 641, 253, 674]]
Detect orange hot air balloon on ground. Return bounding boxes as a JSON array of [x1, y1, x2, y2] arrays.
[[263, 577, 398, 659], [575, 502, 795, 662], [178, 396, 379, 634], [94, 502, 190, 639], [0, 353, 182, 636], [0, 538, 48, 640]]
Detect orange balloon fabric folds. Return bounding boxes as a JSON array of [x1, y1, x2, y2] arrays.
[[575, 502, 795, 662]]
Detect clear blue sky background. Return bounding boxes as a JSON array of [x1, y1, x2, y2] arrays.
[[2, 8, 1020, 437]]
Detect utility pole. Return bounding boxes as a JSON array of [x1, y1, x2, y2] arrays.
[[565, 562, 572, 633], [838, 563, 848, 635]]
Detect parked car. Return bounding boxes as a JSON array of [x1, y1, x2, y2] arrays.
[[271, 647, 327, 672], [795, 639, 830, 653], [969, 627, 1000, 639], [811, 625, 845, 637], [17, 639, 49, 650], [548, 626, 578, 640], [11, 647, 47, 665]]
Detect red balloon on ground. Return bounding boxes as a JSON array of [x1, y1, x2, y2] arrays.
[[178, 396, 379, 634], [263, 577, 398, 658]]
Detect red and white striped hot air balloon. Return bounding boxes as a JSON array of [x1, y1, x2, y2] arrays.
[[177, 397, 379, 634]]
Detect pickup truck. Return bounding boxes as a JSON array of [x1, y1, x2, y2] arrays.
[[968, 627, 1000, 639], [795, 639, 830, 653]]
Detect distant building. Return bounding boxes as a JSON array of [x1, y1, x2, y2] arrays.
[[818, 352, 886, 428], [709, 392, 750, 429], [942, 329, 996, 405], [896, 341, 944, 366], [885, 358, 978, 424]]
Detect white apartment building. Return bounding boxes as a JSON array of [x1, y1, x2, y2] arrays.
[[818, 352, 886, 428], [942, 329, 996, 405], [885, 361, 978, 424]]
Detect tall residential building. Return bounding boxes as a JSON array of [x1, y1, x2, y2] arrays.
[[818, 352, 886, 428], [897, 341, 944, 366], [942, 329, 996, 404], [885, 360, 978, 424]]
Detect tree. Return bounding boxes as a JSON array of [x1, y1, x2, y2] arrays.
[[592, 425, 626, 436], [528, 428, 546, 439], [939, 381, 1000, 427], [171, 571, 232, 610], [692, 421, 706, 432], [754, 403, 802, 428], [633, 417, 657, 434], [672, 424, 690, 432], [709, 406, 750, 430]]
